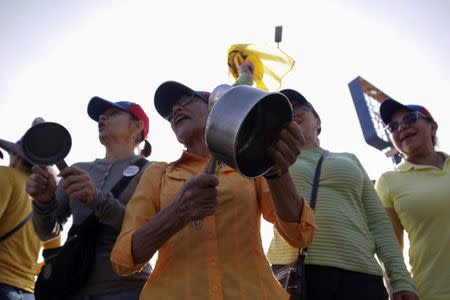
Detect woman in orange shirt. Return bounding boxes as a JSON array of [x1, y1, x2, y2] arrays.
[[111, 79, 316, 300]]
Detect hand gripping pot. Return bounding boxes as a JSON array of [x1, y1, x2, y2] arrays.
[[206, 85, 292, 178]]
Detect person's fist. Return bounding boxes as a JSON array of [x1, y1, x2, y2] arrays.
[[60, 167, 96, 204], [238, 61, 254, 78], [266, 121, 304, 176], [173, 173, 219, 223], [26, 166, 57, 202]]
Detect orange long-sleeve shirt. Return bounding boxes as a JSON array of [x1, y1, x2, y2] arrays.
[[111, 152, 315, 299]]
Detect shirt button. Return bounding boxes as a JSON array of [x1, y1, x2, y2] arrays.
[[211, 286, 221, 293], [209, 261, 216, 268]]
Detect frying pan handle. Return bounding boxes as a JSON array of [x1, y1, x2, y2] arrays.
[[55, 160, 68, 171]]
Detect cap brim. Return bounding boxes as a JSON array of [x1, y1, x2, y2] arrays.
[[0, 139, 26, 160], [154, 81, 195, 119], [380, 98, 413, 124], [280, 89, 310, 106], [88, 96, 127, 121]]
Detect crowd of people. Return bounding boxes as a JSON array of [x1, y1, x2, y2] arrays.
[[0, 62, 448, 300]]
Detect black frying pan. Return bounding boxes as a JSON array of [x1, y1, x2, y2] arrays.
[[21, 122, 72, 171]]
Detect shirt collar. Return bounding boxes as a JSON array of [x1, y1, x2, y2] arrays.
[[396, 152, 449, 172], [170, 150, 234, 173], [94, 154, 138, 165], [172, 150, 209, 166]]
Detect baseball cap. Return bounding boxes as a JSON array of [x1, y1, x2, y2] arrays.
[[0, 117, 46, 164], [154, 81, 210, 120], [88, 97, 149, 138], [280, 88, 321, 134], [0, 139, 27, 162], [280, 89, 321, 122], [379, 98, 433, 125]]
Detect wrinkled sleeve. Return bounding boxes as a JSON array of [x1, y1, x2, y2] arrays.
[[32, 177, 71, 242], [356, 157, 417, 294], [256, 177, 315, 249], [0, 169, 13, 220], [111, 162, 167, 276]]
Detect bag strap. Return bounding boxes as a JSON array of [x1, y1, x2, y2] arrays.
[[0, 213, 32, 242], [110, 157, 148, 199], [76, 157, 148, 227], [309, 150, 329, 210], [298, 150, 329, 258]]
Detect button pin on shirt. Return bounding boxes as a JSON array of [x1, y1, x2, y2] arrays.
[[123, 165, 139, 177]]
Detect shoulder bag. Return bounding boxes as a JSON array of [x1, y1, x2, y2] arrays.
[[34, 158, 148, 300]]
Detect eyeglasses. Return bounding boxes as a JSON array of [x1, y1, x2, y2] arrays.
[[384, 111, 428, 133], [292, 104, 312, 115], [166, 93, 208, 121]]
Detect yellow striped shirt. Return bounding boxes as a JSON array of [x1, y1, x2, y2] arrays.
[[267, 147, 416, 294]]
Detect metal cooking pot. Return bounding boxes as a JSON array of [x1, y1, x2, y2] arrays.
[[205, 85, 292, 178]]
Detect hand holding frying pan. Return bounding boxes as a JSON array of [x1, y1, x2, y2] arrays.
[[21, 122, 72, 171]]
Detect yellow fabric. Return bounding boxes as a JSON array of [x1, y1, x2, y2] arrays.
[[42, 236, 61, 249], [228, 44, 295, 91], [34, 236, 62, 274], [111, 151, 315, 300], [0, 166, 41, 292], [375, 154, 450, 300], [0, 166, 61, 290]]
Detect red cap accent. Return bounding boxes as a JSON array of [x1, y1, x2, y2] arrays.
[[128, 103, 149, 139]]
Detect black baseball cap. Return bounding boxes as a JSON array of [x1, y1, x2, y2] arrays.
[[154, 81, 210, 121]]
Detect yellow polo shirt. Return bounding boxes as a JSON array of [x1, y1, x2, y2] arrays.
[[376, 153, 450, 300], [111, 151, 315, 300], [0, 167, 41, 292]]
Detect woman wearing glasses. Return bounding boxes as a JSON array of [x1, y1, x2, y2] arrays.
[[375, 98, 450, 300], [267, 90, 418, 300], [111, 74, 316, 299]]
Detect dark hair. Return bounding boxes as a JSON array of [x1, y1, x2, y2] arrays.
[[141, 140, 152, 157], [429, 118, 438, 146], [129, 115, 151, 157]]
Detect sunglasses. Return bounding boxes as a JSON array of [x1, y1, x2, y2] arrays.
[[384, 111, 428, 133], [166, 93, 208, 122], [292, 104, 312, 115]]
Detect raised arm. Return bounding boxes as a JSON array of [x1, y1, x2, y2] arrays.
[[28, 166, 71, 241]]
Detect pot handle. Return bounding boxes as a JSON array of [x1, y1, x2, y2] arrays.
[[204, 156, 217, 175]]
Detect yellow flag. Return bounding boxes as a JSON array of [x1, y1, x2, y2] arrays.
[[228, 44, 295, 91]]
